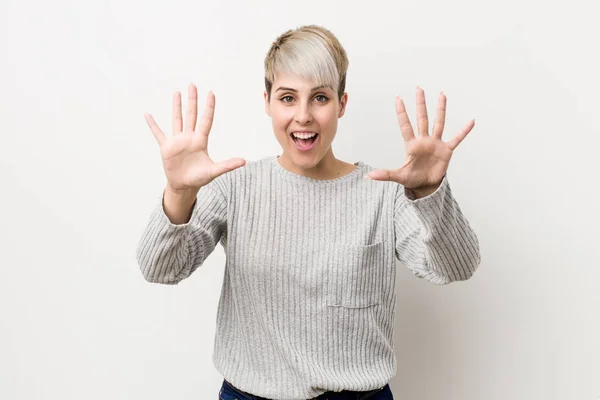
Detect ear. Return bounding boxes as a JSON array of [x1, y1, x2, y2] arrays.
[[338, 92, 348, 118], [264, 90, 271, 117]]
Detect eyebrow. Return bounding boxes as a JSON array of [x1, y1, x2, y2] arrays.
[[275, 85, 328, 92]]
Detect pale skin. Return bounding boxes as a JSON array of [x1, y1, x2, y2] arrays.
[[144, 85, 246, 193], [261, 74, 475, 195], [264, 71, 356, 180], [144, 85, 246, 224], [366, 86, 476, 199], [144, 82, 475, 225]]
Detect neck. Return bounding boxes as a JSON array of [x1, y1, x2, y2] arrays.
[[277, 149, 355, 180]]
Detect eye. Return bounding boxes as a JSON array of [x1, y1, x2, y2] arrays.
[[315, 94, 329, 102], [280, 95, 294, 103]]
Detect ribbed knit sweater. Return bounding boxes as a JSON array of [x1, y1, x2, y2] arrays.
[[135, 155, 481, 399]]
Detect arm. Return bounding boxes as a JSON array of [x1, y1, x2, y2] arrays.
[[135, 180, 227, 285], [394, 174, 481, 285]]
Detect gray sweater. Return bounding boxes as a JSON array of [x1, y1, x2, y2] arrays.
[[135, 155, 481, 399]]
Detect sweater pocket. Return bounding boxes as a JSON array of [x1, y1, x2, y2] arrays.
[[326, 241, 384, 309]]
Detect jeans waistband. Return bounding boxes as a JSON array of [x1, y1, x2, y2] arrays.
[[223, 379, 387, 400]]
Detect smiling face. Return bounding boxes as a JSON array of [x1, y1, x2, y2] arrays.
[[264, 71, 348, 174]]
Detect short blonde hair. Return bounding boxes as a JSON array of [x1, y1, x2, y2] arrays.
[[264, 25, 349, 101]]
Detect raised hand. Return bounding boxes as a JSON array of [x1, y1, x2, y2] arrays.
[[144, 83, 246, 193], [365, 86, 475, 194]]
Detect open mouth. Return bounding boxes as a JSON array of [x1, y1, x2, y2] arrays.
[[290, 133, 319, 145], [290, 132, 319, 152]]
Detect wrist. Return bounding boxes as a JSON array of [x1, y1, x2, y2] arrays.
[[411, 183, 440, 199], [163, 187, 199, 225], [165, 185, 200, 200], [164, 186, 199, 210]]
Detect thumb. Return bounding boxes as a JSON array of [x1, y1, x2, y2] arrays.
[[212, 158, 247, 178], [365, 168, 409, 185]]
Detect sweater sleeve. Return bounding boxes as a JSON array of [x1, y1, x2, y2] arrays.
[[135, 180, 228, 285], [393, 174, 481, 285]]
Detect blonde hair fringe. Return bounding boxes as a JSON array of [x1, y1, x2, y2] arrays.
[[264, 25, 349, 101]]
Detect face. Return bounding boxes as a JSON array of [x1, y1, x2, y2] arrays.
[[264, 71, 348, 173]]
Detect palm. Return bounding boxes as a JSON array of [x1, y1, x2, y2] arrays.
[[144, 84, 246, 192], [160, 135, 214, 189], [366, 87, 475, 189], [399, 136, 453, 189]]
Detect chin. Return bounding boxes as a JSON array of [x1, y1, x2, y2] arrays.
[[291, 151, 328, 169]]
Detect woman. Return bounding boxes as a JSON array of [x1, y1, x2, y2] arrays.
[[137, 25, 481, 400]]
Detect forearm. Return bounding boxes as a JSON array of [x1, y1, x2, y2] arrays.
[[136, 184, 225, 284], [395, 175, 481, 284]]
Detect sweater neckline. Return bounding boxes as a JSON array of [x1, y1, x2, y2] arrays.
[[270, 155, 366, 184]]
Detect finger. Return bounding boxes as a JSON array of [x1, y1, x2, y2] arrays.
[[432, 91, 446, 140], [365, 168, 408, 185], [212, 157, 247, 178], [447, 119, 475, 150], [172, 91, 183, 134], [416, 86, 429, 136], [197, 91, 216, 136], [396, 96, 415, 142], [144, 113, 166, 146], [185, 83, 198, 133], [366, 169, 392, 181]]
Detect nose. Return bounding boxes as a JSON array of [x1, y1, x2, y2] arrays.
[[295, 103, 313, 125]]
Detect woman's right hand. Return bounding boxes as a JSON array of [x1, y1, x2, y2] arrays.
[[144, 83, 246, 194]]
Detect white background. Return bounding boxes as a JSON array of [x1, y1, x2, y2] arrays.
[[1, 0, 598, 399]]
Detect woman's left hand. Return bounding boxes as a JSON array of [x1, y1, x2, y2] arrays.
[[365, 87, 475, 196]]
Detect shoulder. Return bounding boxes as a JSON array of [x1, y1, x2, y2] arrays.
[[357, 161, 408, 205], [226, 156, 274, 179], [210, 156, 275, 193], [358, 160, 376, 175]]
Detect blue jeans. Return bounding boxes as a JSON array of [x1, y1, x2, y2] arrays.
[[219, 379, 394, 400]]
